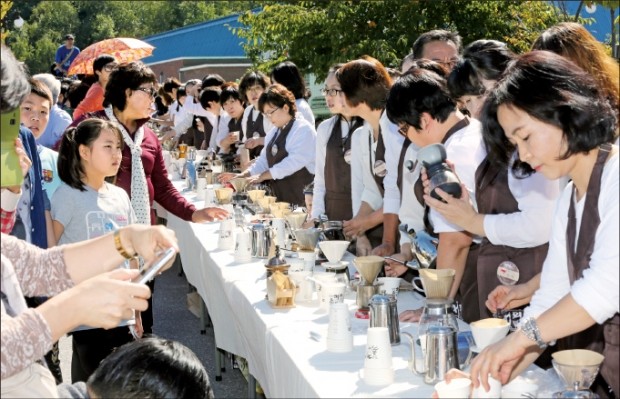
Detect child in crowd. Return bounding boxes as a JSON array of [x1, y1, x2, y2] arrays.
[[51, 118, 139, 382]]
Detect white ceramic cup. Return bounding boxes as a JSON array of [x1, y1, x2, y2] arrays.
[[472, 375, 501, 398], [312, 272, 337, 304], [289, 271, 313, 302], [320, 282, 346, 311], [234, 230, 252, 263], [363, 327, 394, 386], [288, 258, 305, 272], [218, 219, 236, 250], [377, 277, 401, 296], [435, 378, 472, 399]]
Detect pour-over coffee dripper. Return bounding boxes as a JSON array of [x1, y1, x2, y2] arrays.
[[353, 256, 384, 318], [230, 177, 249, 205], [552, 349, 605, 392], [319, 240, 350, 266], [294, 228, 321, 251]]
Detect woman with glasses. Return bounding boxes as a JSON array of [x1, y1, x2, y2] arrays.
[[469, 50, 618, 396], [72, 54, 117, 121], [239, 71, 273, 159], [221, 84, 315, 206], [69, 62, 229, 333], [309, 64, 363, 226]]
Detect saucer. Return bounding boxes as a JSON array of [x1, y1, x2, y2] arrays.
[[323, 261, 348, 270]]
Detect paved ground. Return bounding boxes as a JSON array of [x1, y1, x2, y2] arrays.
[[59, 256, 247, 397]]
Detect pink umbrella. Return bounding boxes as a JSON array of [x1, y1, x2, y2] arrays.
[[68, 37, 155, 75]]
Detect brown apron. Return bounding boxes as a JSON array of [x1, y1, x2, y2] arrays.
[[324, 116, 363, 221], [265, 119, 314, 207], [246, 110, 266, 159], [474, 158, 549, 323], [365, 128, 385, 248], [228, 117, 243, 154], [412, 117, 480, 322], [194, 116, 214, 150], [561, 143, 617, 394]]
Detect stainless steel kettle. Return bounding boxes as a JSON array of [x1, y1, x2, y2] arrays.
[[369, 294, 400, 345], [251, 223, 273, 258], [403, 325, 459, 385]]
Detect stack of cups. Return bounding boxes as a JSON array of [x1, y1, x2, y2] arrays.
[[297, 250, 316, 272], [234, 230, 252, 263], [326, 303, 353, 352], [196, 177, 207, 200], [319, 281, 346, 312], [271, 218, 287, 248], [289, 270, 313, 302], [312, 272, 336, 306], [218, 219, 236, 250], [363, 327, 394, 386], [204, 187, 216, 206]]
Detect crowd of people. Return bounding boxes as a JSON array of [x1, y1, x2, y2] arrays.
[[1, 20, 618, 398]]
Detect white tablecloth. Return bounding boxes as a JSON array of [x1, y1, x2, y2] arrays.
[[157, 179, 557, 398]]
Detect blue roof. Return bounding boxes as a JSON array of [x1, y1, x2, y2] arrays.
[[141, 13, 249, 63]]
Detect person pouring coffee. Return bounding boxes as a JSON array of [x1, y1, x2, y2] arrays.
[[220, 84, 316, 207]]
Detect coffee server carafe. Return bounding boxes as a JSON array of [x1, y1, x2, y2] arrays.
[[369, 294, 400, 345]]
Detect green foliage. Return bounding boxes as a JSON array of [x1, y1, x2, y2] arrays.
[[236, 0, 573, 80], [7, 0, 256, 74]]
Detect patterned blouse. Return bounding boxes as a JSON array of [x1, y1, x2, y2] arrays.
[[1, 234, 73, 379]]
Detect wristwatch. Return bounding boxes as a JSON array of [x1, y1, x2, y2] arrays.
[[519, 317, 548, 349]]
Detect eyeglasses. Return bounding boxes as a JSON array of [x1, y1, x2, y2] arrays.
[[247, 86, 264, 94], [102, 64, 117, 72], [135, 87, 157, 98], [398, 122, 410, 138], [321, 88, 343, 97], [263, 107, 280, 117]]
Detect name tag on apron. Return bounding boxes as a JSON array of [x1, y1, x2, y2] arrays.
[[271, 144, 278, 157], [373, 160, 387, 177], [344, 149, 352, 164], [497, 260, 520, 285]]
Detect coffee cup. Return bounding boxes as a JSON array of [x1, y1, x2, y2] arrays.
[[435, 378, 472, 399]]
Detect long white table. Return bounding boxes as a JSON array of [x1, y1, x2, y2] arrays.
[[156, 180, 557, 398]]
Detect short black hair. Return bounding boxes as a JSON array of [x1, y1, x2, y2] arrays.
[[87, 337, 213, 399], [270, 61, 307, 100], [411, 29, 462, 59], [219, 83, 244, 106], [104, 62, 157, 111], [199, 87, 221, 110], [162, 77, 181, 94], [1, 45, 30, 113], [201, 73, 225, 89], [386, 68, 456, 130], [93, 54, 116, 73], [239, 70, 270, 102], [448, 40, 514, 100], [482, 50, 618, 174], [258, 83, 297, 117]]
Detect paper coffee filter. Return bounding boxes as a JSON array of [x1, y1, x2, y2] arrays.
[[257, 197, 271, 210], [265, 196, 277, 204], [419, 268, 455, 299], [215, 187, 233, 203], [552, 350, 604, 390], [552, 350, 605, 367], [285, 212, 307, 230], [248, 190, 266, 203], [319, 240, 350, 263], [354, 256, 384, 284], [230, 177, 249, 192], [275, 202, 290, 209], [294, 228, 321, 250]]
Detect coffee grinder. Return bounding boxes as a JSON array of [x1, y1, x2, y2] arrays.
[[353, 255, 384, 319]]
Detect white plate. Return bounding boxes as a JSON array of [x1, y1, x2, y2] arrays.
[[323, 261, 348, 270]]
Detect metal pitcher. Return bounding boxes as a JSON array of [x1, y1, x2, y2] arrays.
[[403, 325, 459, 385], [369, 294, 400, 345], [251, 223, 273, 258], [399, 224, 438, 269]]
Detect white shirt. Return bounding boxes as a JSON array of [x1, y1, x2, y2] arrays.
[[311, 116, 352, 219], [381, 111, 405, 215], [483, 157, 562, 247], [524, 152, 619, 324], [249, 118, 316, 180], [215, 112, 233, 152], [240, 106, 274, 143], [350, 122, 383, 215], [429, 119, 487, 234], [398, 143, 426, 246], [181, 95, 227, 148], [296, 98, 315, 127]]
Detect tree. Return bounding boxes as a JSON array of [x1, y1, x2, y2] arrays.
[[234, 0, 573, 80]]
